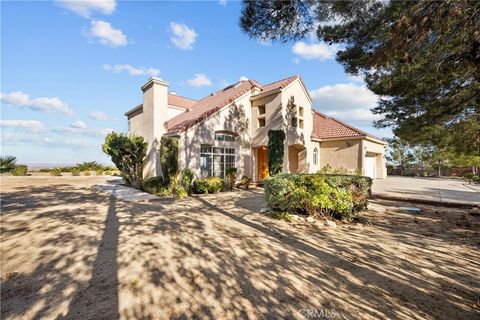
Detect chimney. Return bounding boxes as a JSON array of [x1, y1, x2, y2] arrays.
[[141, 77, 170, 178]]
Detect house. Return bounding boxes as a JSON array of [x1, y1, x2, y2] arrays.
[[125, 75, 387, 182]]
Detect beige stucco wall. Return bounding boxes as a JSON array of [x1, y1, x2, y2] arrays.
[[319, 139, 362, 173], [177, 91, 253, 181], [318, 137, 386, 179], [250, 79, 316, 180], [128, 78, 170, 178], [280, 80, 314, 174]]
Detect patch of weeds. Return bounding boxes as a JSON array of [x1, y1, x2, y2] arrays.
[[130, 278, 141, 289], [271, 211, 294, 222]]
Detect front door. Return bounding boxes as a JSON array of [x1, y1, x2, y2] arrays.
[[257, 147, 269, 181]]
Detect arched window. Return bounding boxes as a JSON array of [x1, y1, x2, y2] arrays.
[[313, 148, 318, 165]]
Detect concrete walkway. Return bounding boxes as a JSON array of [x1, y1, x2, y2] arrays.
[[93, 183, 159, 202], [373, 176, 480, 206]]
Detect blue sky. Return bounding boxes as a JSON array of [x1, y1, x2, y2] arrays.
[[1, 0, 391, 165]]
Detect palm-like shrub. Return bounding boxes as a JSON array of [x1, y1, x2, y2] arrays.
[[0, 156, 17, 173]]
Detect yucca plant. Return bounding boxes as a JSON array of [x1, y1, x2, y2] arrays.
[[0, 155, 17, 173]]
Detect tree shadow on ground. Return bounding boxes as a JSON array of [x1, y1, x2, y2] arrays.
[[1, 183, 479, 319]]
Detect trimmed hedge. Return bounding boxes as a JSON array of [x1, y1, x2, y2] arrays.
[[193, 177, 223, 194], [264, 173, 372, 220], [319, 174, 372, 212]]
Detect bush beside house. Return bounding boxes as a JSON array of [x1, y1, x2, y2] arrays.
[[264, 173, 372, 221]]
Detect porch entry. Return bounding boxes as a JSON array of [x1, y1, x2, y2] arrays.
[[288, 144, 307, 173], [257, 146, 269, 181]]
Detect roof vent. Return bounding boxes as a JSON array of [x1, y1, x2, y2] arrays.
[[170, 92, 177, 95]]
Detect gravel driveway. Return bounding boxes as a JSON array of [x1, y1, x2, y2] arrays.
[[1, 177, 479, 319]]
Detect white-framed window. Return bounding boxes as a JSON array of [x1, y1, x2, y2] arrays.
[[313, 148, 318, 165], [200, 145, 235, 179], [215, 133, 236, 142]]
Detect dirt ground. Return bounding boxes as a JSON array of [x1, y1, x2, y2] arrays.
[[1, 176, 479, 320]]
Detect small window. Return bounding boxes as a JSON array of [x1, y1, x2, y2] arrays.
[[313, 148, 318, 165], [292, 117, 298, 127], [258, 118, 266, 127], [299, 119, 304, 129], [299, 106, 304, 117], [215, 133, 236, 142], [258, 105, 265, 115]]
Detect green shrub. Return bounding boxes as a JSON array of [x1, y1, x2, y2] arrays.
[[104, 170, 112, 176], [160, 136, 179, 184], [179, 169, 195, 194], [264, 173, 364, 220], [193, 177, 223, 194], [50, 168, 62, 176], [71, 168, 80, 176], [473, 175, 480, 184], [225, 168, 237, 191], [168, 174, 188, 198], [83, 171, 91, 176], [319, 174, 372, 212], [143, 176, 169, 194], [102, 132, 147, 189], [96, 169, 104, 176], [240, 175, 251, 189], [11, 165, 28, 176], [267, 130, 285, 175], [271, 211, 295, 222]]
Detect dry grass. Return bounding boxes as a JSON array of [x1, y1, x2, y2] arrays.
[[1, 177, 479, 319]]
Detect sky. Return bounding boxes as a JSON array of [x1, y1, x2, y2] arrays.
[[1, 0, 392, 165]]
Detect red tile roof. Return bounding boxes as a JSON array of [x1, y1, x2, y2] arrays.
[[167, 80, 259, 132], [252, 75, 299, 97], [312, 111, 376, 140], [168, 93, 197, 109], [166, 75, 301, 132]]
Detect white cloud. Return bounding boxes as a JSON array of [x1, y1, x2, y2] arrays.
[[53, 126, 112, 137], [239, 76, 249, 81], [52, 121, 112, 137], [187, 73, 212, 87], [219, 0, 227, 6], [292, 41, 338, 61], [88, 20, 128, 47], [1, 132, 96, 148], [1, 91, 74, 115], [170, 22, 198, 50], [71, 120, 87, 129], [0, 120, 46, 133], [310, 82, 380, 125], [56, 0, 116, 18], [102, 64, 159, 77], [89, 111, 108, 121]]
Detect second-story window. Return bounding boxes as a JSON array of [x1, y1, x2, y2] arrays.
[[292, 117, 298, 127], [215, 133, 236, 142], [258, 118, 266, 127]]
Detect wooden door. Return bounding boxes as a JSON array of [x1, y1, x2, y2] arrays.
[[257, 147, 269, 180]]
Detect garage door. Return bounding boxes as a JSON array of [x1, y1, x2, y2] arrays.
[[364, 156, 376, 179]]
